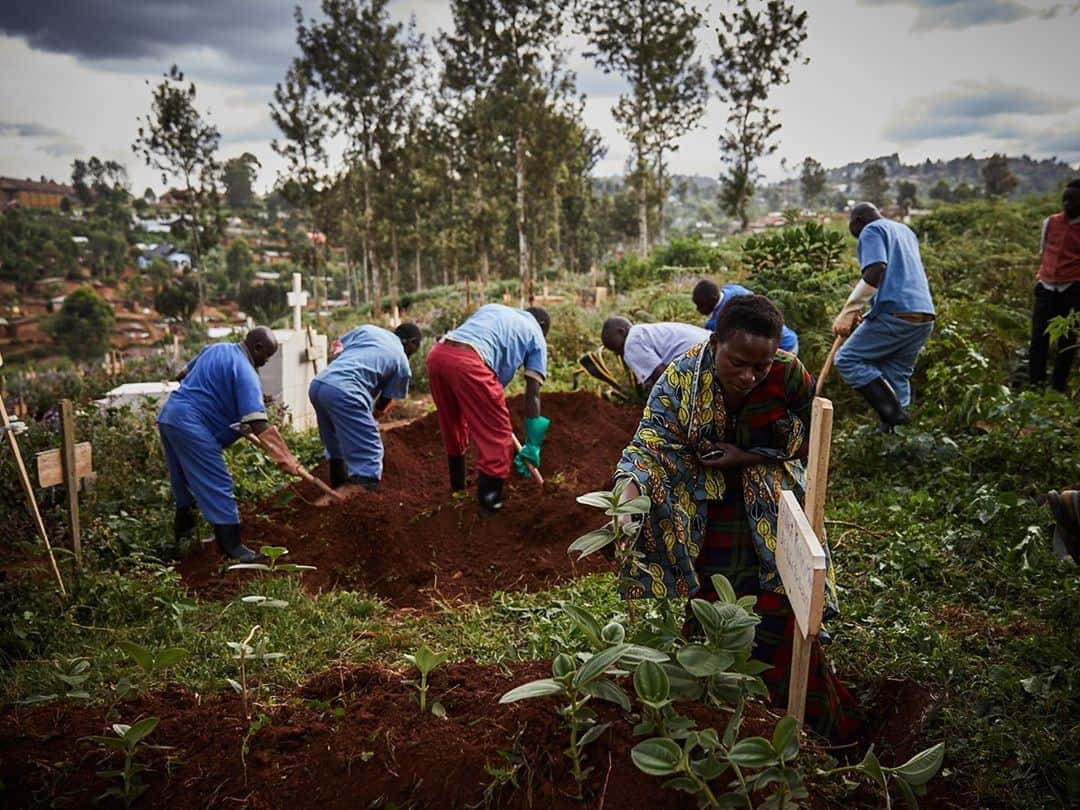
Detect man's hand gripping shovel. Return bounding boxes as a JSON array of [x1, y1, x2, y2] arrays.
[[231, 423, 344, 504]]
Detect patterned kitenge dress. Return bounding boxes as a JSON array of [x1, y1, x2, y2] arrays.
[[615, 338, 861, 743]]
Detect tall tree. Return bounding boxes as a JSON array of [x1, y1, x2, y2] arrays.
[[983, 153, 1017, 198], [290, 0, 423, 317], [222, 152, 261, 209], [49, 286, 115, 362], [799, 155, 827, 207], [577, 0, 707, 251], [440, 0, 570, 302], [858, 162, 889, 206], [133, 65, 222, 322], [710, 0, 808, 231]]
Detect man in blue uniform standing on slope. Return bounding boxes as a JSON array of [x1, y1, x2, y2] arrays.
[[158, 326, 304, 563], [832, 202, 935, 430], [693, 279, 800, 355], [308, 322, 422, 497]]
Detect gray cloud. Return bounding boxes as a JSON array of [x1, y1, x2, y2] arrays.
[[0, 0, 301, 87], [884, 81, 1076, 141], [0, 120, 65, 138], [858, 0, 1070, 31], [37, 138, 83, 158]]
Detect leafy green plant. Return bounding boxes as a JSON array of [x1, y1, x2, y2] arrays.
[[226, 625, 285, 719], [569, 481, 653, 607], [17, 657, 93, 704], [85, 716, 163, 807], [403, 645, 448, 716], [821, 742, 946, 809], [227, 545, 318, 574], [116, 640, 189, 687]]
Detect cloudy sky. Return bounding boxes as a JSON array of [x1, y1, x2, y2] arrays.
[[0, 0, 1077, 193]]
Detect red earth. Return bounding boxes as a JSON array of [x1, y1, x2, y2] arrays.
[[177, 392, 642, 607]]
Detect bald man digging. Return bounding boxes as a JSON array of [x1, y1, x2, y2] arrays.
[[602, 316, 712, 390], [157, 327, 304, 562]]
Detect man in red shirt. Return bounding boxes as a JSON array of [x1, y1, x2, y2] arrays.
[[1030, 179, 1080, 391]]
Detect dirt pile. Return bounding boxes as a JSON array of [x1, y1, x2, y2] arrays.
[[178, 392, 642, 607]]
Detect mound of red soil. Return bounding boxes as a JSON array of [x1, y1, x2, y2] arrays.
[[0, 660, 789, 809], [178, 393, 641, 607]]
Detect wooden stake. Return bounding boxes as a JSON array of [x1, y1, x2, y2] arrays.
[[804, 397, 834, 541], [60, 399, 82, 569], [0, 386, 66, 595]]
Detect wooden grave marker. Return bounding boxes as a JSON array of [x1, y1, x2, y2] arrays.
[[34, 399, 93, 568], [776, 395, 833, 728]]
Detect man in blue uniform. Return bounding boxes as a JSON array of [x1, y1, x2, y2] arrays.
[[308, 322, 422, 495], [832, 202, 935, 430], [158, 327, 303, 562], [693, 279, 800, 355], [426, 304, 550, 513]]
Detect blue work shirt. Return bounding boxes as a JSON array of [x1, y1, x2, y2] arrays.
[[158, 342, 267, 448], [858, 219, 935, 318], [315, 325, 411, 409], [705, 283, 799, 353], [445, 303, 547, 387]]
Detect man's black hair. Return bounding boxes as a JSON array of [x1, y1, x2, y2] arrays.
[[394, 322, 422, 343], [526, 306, 550, 336], [712, 295, 783, 343], [693, 279, 719, 299]]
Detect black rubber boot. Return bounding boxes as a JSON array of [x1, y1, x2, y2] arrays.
[[448, 454, 467, 492], [213, 523, 264, 563], [174, 506, 197, 544], [347, 474, 379, 492], [329, 458, 349, 489], [477, 473, 504, 514], [856, 377, 911, 429]]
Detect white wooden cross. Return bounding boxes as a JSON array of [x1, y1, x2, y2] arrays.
[[286, 271, 308, 331], [776, 396, 833, 729]]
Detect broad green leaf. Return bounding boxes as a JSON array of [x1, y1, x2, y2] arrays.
[[259, 652, 286, 661], [500, 678, 564, 703], [227, 563, 271, 572], [691, 754, 727, 781], [858, 749, 888, 791], [573, 644, 629, 688], [275, 563, 318, 572], [619, 645, 669, 666], [663, 662, 705, 701], [568, 529, 612, 558], [892, 742, 945, 787], [677, 645, 734, 677], [116, 641, 154, 672], [155, 647, 189, 670], [661, 775, 700, 794], [601, 621, 625, 644], [690, 599, 721, 636], [736, 595, 758, 611], [124, 716, 160, 745], [87, 736, 127, 751], [576, 491, 615, 510], [577, 721, 611, 748], [412, 646, 448, 675], [710, 574, 738, 604], [609, 495, 651, 515], [561, 603, 603, 645], [771, 715, 800, 762], [631, 738, 682, 776], [225, 678, 243, 692], [241, 595, 268, 604], [552, 653, 576, 679], [727, 737, 778, 769], [259, 545, 288, 561], [895, 776, 919, 810], [17, 694, 58, 705], [583, 678, 631, 712], [430, 700, 446, 718], [634, 660, 671, 704]]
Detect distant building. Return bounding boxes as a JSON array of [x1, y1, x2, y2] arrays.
[[0, 177, 77, 210]]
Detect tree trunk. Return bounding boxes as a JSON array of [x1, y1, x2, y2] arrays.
[[656, 150, 666, 244], [390, 222, 400, 316], [473, 170, 489, 285], [552, 182, 561, 278], [362, 158, 381, 317], [414, 211, 422, 293], [516, 127, 529, 306]]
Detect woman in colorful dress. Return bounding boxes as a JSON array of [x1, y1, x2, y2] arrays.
[[614, 294, 860, 743]]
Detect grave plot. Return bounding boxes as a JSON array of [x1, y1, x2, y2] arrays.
[[178, 392, 643, 606]]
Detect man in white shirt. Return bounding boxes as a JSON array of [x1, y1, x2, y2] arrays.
[[601, 317, 712, 390]]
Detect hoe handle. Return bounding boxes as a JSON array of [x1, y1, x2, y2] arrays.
[[512, 433, 544, 487]]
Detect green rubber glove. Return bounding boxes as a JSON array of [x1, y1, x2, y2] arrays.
[[513, 416, 550, 478]]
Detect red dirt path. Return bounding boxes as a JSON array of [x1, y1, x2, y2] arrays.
[[177, 392, 642, 607]]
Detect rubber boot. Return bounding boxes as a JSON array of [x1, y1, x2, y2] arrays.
[[329, 458, 349, 489], [213, 523, 265, 563], [856, 377, 911, 430], [448, 454, 467, 492], [347, 474, 379, 492], [174, 506, 197, 544], [477, 473, 504, 514]]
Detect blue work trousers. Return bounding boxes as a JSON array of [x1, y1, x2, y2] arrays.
[[159, 421, 239, 525], [308, 379, 384, 480], [834, 315, 934, 408]]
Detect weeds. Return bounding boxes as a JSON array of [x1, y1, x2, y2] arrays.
[[403, 645, 448, 716], [85, 716, 163, 807]]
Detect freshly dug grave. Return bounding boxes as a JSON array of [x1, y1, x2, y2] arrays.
[[178, 392, 642, 607], [0, 659, 824, 809]]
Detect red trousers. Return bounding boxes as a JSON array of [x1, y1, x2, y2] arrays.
[[426, 341, 513, 478]]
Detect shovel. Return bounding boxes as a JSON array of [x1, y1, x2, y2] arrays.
[[511, 433, 544, 487], [232, 423, 344, 503]]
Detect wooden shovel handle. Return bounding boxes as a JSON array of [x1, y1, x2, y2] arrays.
[[247, 433, 344, 502], [815, 335, 844, 398], [511, 433, 544, 487]]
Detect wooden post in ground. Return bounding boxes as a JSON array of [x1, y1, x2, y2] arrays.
[[776, 395, 833, 728], [0, 352, 66, 595], [59, 399, 82, 568]]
